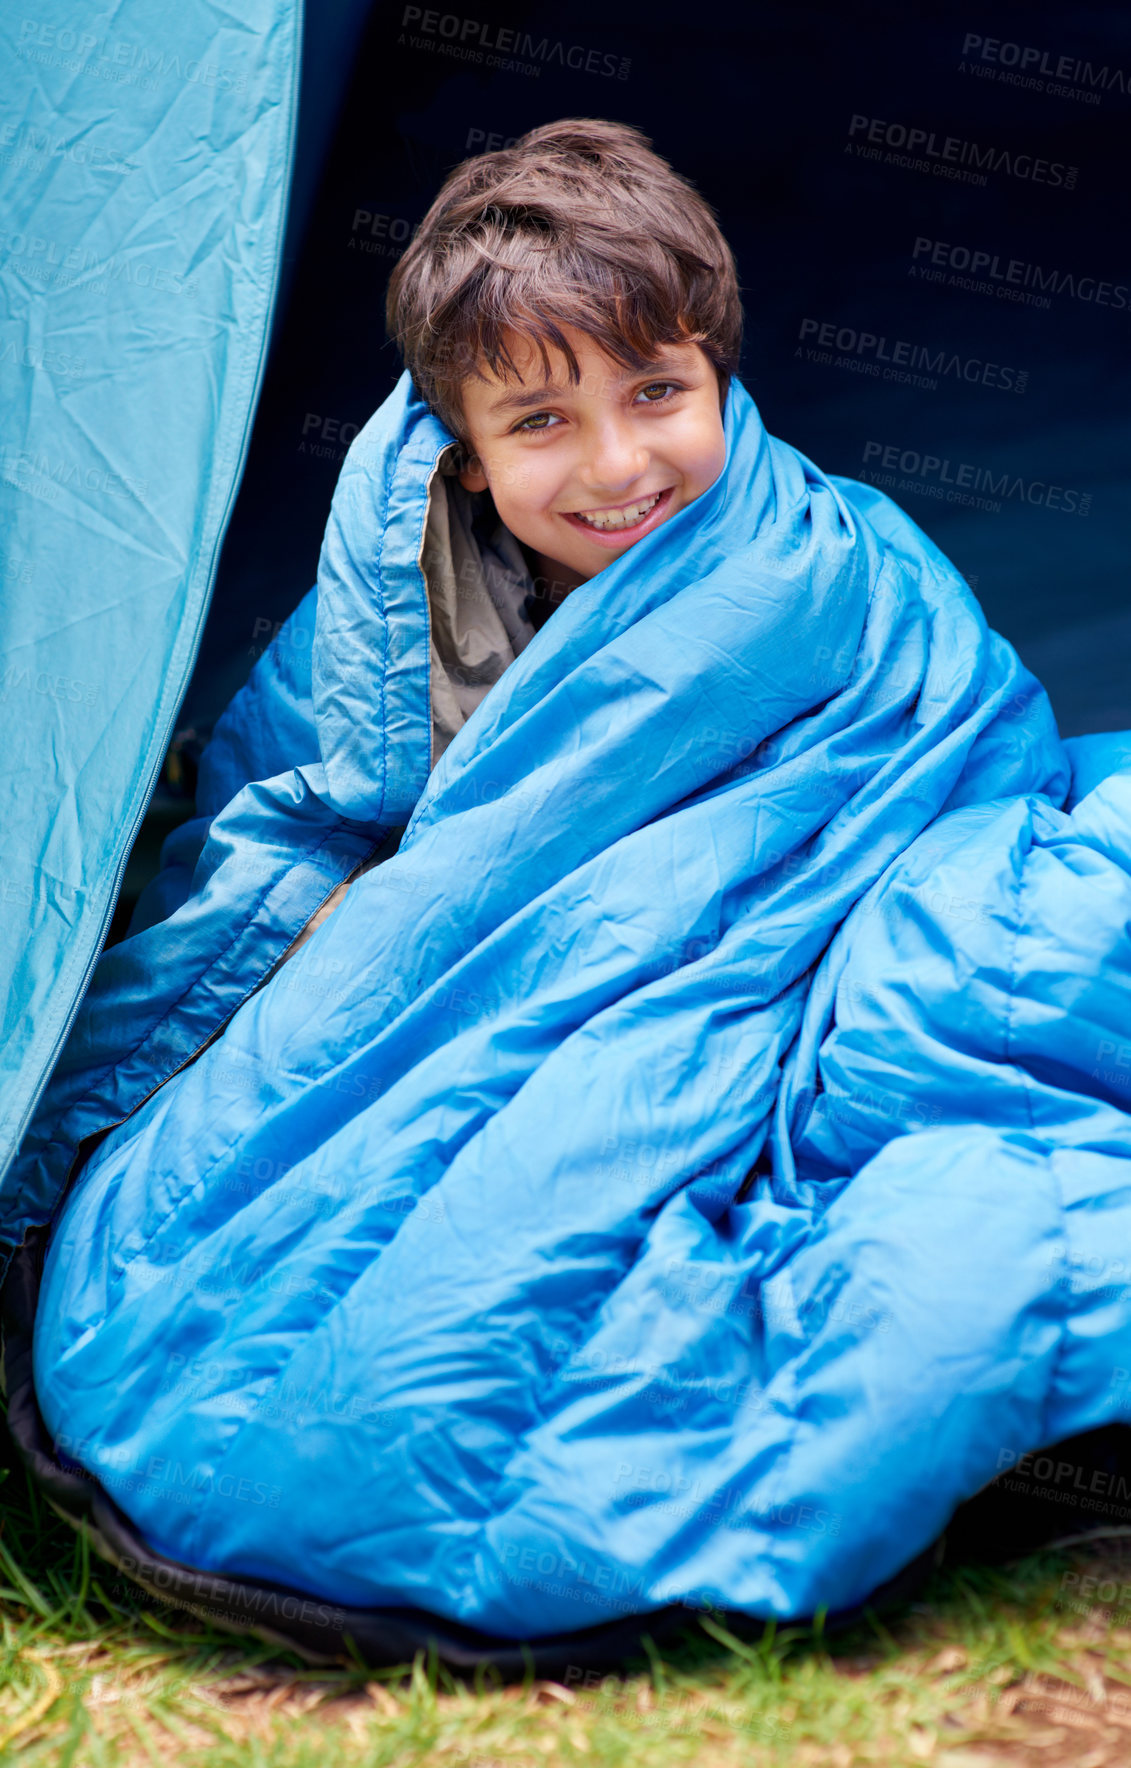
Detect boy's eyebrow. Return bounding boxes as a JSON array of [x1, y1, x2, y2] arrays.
[[487, 383, 571, 414], [485, 352, 693, 415]]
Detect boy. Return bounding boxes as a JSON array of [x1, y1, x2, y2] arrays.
[[294, 118, 736, 933], [21, 118, 1107, 1659]]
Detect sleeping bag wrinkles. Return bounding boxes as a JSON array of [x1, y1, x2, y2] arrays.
[[24, 375, 1131, 1634], [11, 392, 549, 1234]]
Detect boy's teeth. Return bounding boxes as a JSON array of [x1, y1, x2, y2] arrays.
[[573, 492, 661, 531]]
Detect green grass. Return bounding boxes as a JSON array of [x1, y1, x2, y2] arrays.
[[4, 1447, 1131, 1767]]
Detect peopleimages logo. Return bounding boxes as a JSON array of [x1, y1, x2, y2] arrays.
[[846, 114, 1078, 188], [15, 20, 248, 94], [0, 120, 135, 175], [398, 7, 630, 78], [0, 229, 192, 298], [911, 237, 1130, 311], [797, 317, 1028, 393], [861, 440, 1092, 518], [961, 31, 1130, 104], [998, 1446, 1131, 1503]]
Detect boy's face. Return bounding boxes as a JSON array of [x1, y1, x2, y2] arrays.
[[456, 327, 727, 590]]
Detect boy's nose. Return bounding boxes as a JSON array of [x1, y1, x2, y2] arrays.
[[577, 424, 649, 494]]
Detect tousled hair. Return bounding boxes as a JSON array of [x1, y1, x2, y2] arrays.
[[385, 118, 742, 439]]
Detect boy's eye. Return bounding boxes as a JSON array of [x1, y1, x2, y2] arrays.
[[636, 381, 680, 404], [512, 410, 561, 433]]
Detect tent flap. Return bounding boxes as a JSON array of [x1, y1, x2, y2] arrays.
[[0, 0, 303, 1209]]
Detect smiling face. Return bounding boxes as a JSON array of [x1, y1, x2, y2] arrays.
[[456, 327, 728, 596]]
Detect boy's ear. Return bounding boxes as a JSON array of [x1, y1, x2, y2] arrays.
[[458, 451, 489, 493]]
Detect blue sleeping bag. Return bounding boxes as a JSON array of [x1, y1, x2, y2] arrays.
[[21, 373, 1131, 1637]]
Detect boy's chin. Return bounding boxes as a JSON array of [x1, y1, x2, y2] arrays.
[[551, 532, 654, 582], [583, 536, 638, 568], [554, 538, 637, 581]]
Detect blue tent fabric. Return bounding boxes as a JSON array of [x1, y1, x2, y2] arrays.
[[23, 375, 1131, 1635], [0, 0, 302, 1202]]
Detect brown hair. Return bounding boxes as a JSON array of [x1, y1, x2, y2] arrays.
[[385, 118, 742, 439]]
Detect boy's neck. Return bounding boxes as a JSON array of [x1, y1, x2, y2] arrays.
[[522, 545, 589, 606]]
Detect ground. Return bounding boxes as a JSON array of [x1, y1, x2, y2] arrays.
[[4, 1447, 1131, 1768]]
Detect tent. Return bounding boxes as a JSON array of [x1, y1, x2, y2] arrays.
[[0, 0, 379, 1233]]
